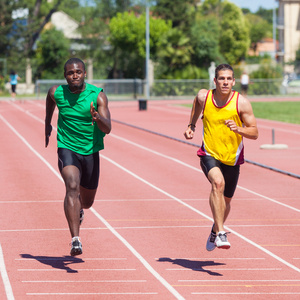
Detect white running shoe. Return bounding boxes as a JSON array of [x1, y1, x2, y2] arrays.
[[206, 225, 217, 251], [79, 209, 84, 226], [214, 231, 231, 249]]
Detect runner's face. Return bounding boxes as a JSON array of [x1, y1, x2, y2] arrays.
[[214, 70, 235, 95], [64, 63, 86, 89]]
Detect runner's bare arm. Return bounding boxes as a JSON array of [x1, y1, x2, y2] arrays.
[[184, 89, 207, 139], [90, 91, 111, 134], [45, 86, 58, 147], [225, 95, 258, 140]]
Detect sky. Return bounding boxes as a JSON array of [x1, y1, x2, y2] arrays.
[[229, 0, 277, 12]]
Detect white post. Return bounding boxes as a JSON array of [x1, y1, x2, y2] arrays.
[[145, 3, 150, 99]]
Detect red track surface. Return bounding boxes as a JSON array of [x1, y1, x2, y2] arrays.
[[0, 98, 300, 299]]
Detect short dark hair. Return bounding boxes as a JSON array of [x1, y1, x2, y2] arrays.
[[64, 58, 85, 72], [215, 64, 234, 79]]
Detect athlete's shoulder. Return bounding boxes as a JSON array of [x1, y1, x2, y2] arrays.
[[196, 88, 209, 104], [86, 83, 103, 93]]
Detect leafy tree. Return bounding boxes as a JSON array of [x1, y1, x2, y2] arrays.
[[190, 15, 224, 68], [35, 27, 70, 79], [246, 14, 272, 54], [156, 27, 194, 78], [219, 2, 250, 65], [109, 11, 171, 78], [154, 0, 198, 31]]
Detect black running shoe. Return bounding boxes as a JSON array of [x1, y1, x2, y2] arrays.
[[70, 237, 82, 256], [206, 224, 217, 251], [79, 209, 84, 226]]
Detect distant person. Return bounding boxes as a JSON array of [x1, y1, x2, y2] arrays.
[[184, 64, 258, 251], [240, 71, 249, 97], [45, 58, 111, 256], [9, 70, 21, 101]]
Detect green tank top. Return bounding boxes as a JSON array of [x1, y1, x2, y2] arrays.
[[54, 83, 105, 155]]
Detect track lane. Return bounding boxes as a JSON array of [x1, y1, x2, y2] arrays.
[[1, 99, 300, 299]]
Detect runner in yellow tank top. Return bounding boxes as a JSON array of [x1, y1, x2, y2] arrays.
[[184, 64, 258, 250], [198, 89, 244, 166]]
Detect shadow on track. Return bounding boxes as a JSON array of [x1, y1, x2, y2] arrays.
[[20, 254, 84, 273], [158, 257, 224, 276]]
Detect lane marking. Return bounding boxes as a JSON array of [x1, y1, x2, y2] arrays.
[[27, 293, 158, 295], [192, 293, 300, 295], [1, 223, 300, 234], [18, 269, 136, 271], [179, 279, 300, 282], [167, 268, 282, 271], [0, 114, 185, 300], [0, 244, 15, 300], [110, 133, 300, 213], [102, 155, 300, 274], [23, 280, 146, 283]]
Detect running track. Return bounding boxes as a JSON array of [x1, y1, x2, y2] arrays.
[[0, 98, 299, 299]]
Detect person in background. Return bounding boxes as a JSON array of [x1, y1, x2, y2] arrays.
[[240, 70, 249, 97], [45, 58, 111, 256], [184, 64, 258, 251], [9, 70, 21, 101]]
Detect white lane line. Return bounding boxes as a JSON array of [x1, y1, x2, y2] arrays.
[[111, 133, 300, 213], [90, 206, 185, 300], [18, 269, 136, 272], [167, 268, 281, 271], [179, 279, 300, 282], [192, 293, 300, 295], [0, 113, 185, 300], [27, 292, 158, 296], [17, 257, 126, 261], [23, 280, 146, 283], [102, 155, 300, 274], [0, 244, 14, 300]]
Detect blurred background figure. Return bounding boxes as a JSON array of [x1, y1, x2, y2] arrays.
[[240, 71, 249, 97], [9, 70, 21, 101]]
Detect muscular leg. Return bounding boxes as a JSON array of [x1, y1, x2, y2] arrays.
[[60, 165, 81, 238], [207, 167, 228, 234], [80, 186, 97, 209]]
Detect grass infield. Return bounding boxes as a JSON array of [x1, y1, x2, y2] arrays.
[[251, 101, 300, 125], [183, 101, 300, 125]]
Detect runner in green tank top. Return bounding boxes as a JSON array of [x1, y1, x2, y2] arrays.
[[45, 58, 111, 256]]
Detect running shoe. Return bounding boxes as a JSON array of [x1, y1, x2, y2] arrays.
[[79, 209, 84, 226], [206, 224, 217, 251], [70, 237, 82, 256], [214, 231, 231, 249]]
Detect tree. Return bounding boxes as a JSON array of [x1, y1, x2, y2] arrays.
[[35, 27, 70, 79], [109, 11, 171, 78], [219, 2, 250, 65], [246, 14, 272, 54], [156, 27, 194, 78], [190, 15, 224, 68], [154, 0, 198, 31]]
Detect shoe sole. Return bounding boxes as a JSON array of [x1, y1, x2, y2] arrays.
[[70, 248, 82, 256], [216, 244, 230, 250]]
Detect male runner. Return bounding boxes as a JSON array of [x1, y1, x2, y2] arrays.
[[45, 58, 111, 256], [184, 64, 258, 250]]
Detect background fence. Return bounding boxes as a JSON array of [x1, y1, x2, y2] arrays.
[[35, 78, 295, 100]]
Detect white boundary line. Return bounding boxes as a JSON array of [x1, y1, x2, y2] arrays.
[[0, 113, 185, 300], [110, 133, 300, 213], [0, 244, 14, 300], [2, 103, 300, 298], [101, 156, 300, 273]]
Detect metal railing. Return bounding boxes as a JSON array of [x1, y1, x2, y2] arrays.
[[35, 78, 294, 100]]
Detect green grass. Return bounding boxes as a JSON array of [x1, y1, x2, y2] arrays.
[[182, 101, 300, 125], [251, 101, 300, 124]]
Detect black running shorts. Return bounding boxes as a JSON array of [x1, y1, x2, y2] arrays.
[[200, 155, 240, 198], [57, 148, 100, 190]]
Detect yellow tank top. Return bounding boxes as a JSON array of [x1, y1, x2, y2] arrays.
[[197, 89, 244, 166]]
